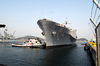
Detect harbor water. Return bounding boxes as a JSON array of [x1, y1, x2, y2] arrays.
[[0, 42, 95, 66]]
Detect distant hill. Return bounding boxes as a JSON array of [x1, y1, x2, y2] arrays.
[[17, 35, 45, 41], [77, 38, 88, 41]]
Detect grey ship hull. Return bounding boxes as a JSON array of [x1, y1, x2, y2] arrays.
[[37, 19, 77, 47]]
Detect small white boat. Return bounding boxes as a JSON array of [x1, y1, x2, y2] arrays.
[[12, 39, 46, 48]]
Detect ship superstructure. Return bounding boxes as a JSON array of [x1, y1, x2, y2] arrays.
[[0, 33, 3, 40], [3, 28, 16, 40]]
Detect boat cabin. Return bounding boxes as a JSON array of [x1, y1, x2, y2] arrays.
[[23, 39, 40, 44]]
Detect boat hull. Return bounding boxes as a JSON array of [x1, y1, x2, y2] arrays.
[[37, 19, 77, 47], [12, 44, 46, 48]]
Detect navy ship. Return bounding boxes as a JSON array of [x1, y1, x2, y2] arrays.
[[37, 17, 77, 47], [0, 26, 16, 42]]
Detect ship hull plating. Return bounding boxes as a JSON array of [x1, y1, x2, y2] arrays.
[[37, 19, 77, 47]]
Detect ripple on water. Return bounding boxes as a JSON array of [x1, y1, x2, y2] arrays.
[[0, 42, 95, 66]]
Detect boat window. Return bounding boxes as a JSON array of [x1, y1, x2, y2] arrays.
[[36, 41, 37, 43]]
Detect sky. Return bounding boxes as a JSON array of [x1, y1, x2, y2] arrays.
[[0, 0, 100, 40]]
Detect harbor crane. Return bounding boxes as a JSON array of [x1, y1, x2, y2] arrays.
[[13, 30, 16, 36], [88, 23, 96, 38]]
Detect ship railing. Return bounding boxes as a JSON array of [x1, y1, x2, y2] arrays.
[[56, 23, 66, 28], [43, 18, 50, 21]]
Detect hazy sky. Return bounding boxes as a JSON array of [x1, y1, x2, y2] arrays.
[[0, 0, 99, 40]]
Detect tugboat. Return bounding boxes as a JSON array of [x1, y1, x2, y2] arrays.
[[12, 39, 46, 48]]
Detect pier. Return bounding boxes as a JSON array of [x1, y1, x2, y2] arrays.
[[85, 41, 97, 66], [87, 0, 100, 66]]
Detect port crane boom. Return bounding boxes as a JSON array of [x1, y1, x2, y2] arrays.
[[88, 23, 96, 38], [13, 30, 16, 36]]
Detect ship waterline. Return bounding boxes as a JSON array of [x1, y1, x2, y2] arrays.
[[37, 19, 77, 47]]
